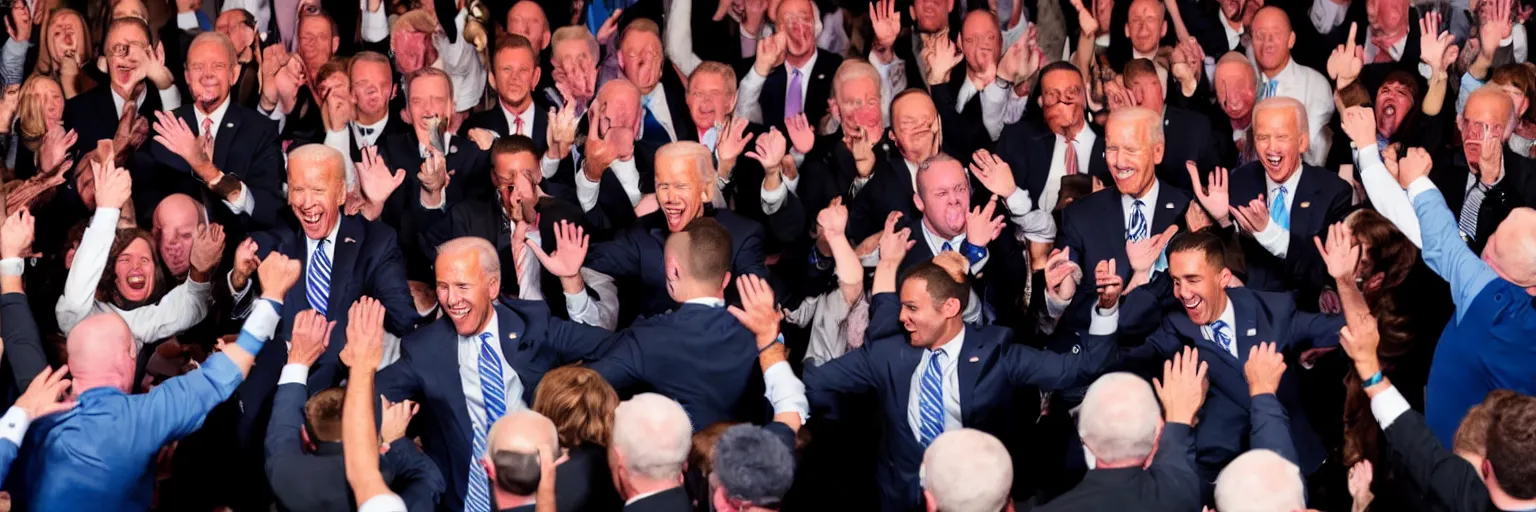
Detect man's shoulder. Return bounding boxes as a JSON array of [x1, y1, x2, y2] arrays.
[[400, 317, 456, 346], [1062, 188, 1117, 217]]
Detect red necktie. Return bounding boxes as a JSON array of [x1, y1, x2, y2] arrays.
[[1064, 138, 1079, 175], [1373, 43, 1394, 63], [514, 117, 525, 137]]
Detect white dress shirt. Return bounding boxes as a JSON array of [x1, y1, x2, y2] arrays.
[[1252, 165, 1302, 258], [906, 329, 965, 442], [305, 220, 341, 276], [517, 228, 544, 301], [641, 84, 678, 142], [1354, 144, 1422, 247], [736, 50, 822, 126], [194, 97, 256, 215], [955, 79, 1031, 141], [919, 222, 985, 323], [354, 117, 388, 147], [1002, 188, 1058, 243], [111, 85, 182, 122], [1197, 297, 1239, 358], [575, 157, 642, 212], [1220, 11, 1244, 51], [1041, 124, 1096, 213], [1257, 58, 1334, 166], [1309, 0, 1350, 36], [458, 311, 528, 450], [437, 9, 487, 112], [1120, 179, 1162, 234], [501, 102, 537, 139]]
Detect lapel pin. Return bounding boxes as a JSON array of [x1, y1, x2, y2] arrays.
[[1246, 328, 1256, 336], [1164, 202, 1174, 209], [817, 74, 825, 80], [344, 237, 356, 244], [1299, 201, 1311, 208], [225, 122, 234, 128], [1071, 344, 1081, 354], [508, 332, 518, 340], [968, 356, 979, 362]]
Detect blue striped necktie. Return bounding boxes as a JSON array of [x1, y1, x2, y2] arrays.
[[1128, 200, 1148, 241], [466, 332, 508, 512], [1270, 186, 1290, 230], [306, 240, 331, 316], [1211, 320, 1235, 358], [918, 350, 947, 446]]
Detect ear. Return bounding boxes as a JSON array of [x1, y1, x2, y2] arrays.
[[1287, 31, 1296, 50], [828, 98, 839, 122], [331, 36, 339, 53], [1297, 125, 1310, 154], [1524, 284, 1536, 296], [719, 271, 732, 295], [913, 192, 925, 214], [482, 455, 497, 479], [922, 491, 940, 512], [1152, 141, 1165, 166], [487, 69, 498, 91], [1218, 267, 1233, 287], [531, 66, 543, 91], [941, 296, 962, 318]]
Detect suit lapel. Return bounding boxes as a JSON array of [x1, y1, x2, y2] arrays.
[[329, 216, 363, 316], [213, 107, 239, 171], [1150, 183, 1184, 232], [1232, 291, 1260, 365], [432, 325, 474, 452], [893, 345, 921, 441], [283, 235, 311, 311], [1025, 131, 1055, 202], [956, 327, 984, 424], [1289, 167, 1323, 233], [805, 54, 838, 125], [496, 304, 531, 401], [532, 101, 549, 149], [763, 67, 787, 123]]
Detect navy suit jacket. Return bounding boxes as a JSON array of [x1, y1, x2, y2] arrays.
[[458, 97, 551, 156], [62, 81, 167, 158], [1056, 184, 1191, 343], [234, 215, 425, 449], [1119, 287, 1343, 476], [133, 102, 288, 236], [804, 293, 1120, 511], [589, 302, 765, 430], [585, 208, 769, 320], [376, 132, 494, 277], [995, 120, 1111, 211], [376, 300, 615, 512], [264, 383, 444, 512], [1226, 162, 1354, 301], [752, 51, 842, 133], [1156, 106, 1221, 193]]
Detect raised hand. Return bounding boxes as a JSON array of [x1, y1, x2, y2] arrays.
[[1187, 162, 1230, 223], [754, 32, 788, 77], [1348, 460, 1375, 512], [1103, 78, 1136, 111], [596, 7, 624, 45], [527, 220, 587, 278], [111, 102, 142, 153], [1327, 24, 1364, 89], [189, 223, 227, 274], [1153, 346, 1208, 425], [14, 365, 74, 421], [230, 237, 260, 290], [727, 274, 782, 348], [257, 252, 303, 300], [321, 88, 353, 134], [1338, 311, 1380, 374], [1419, 11, 1457, 72], [1232, 194, 1272, 234], [965, 196, 1005, 247], [6, 0, 31, 43], [152, 111, 214, 177], [1044, 248, 1081, 302], [1070, 0, 1100, 36], [1395, 147, 1432, 189], [144, 41, 174, 88], [970, 149, 1018, 198], [785, 113, 816, 155], [379, 398, 420, 443], [746, 127, 788, 172], [1170, 37, 1206, 87], [417, 146, 450, 204], [878, 211, 913, 263], [287, 310, 335, 367], [357, 145, 403, 204], [1244, 342, 1286, 396], [1480, 0, 1514, 59], [1184, 202, 1212, 232], [998, 26, 1043, 84], [1340, 106, 1378, 148], [545, 102, 579, 160], [870, 0, 900, 53], [1313, 221, 1360, 283], [340, 296, 386, 369], [845, 125, 878, 178], [37, 128, 77, 175], [817, 197, 849, 239], [1127, 225, 1177, 275], [923, 35, 963, 86], [1094, 259, 1123, 309], [715, 117, 753, 163], [91, 161, 133, 210], [0, 208, 33, 259]]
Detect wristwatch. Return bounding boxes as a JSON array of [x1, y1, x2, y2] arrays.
[[209, 173, 244, 198]]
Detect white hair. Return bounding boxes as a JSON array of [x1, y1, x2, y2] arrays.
[[833, 59, 881, 98], [612, 393, 693, 481], [288, 143, 346, 188], [437, 236, 500, 277], [1078, 372, 1161, 464], [656, 141, 716, 187], [1214, 450, 1306, 512], [922, 429, 1013, 512], [1253, 96, 1310, 141], [1107, 107, 1165, 145], [486, 410, 559, 454]]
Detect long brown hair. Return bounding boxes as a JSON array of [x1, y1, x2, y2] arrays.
[[95, 227, 170, 309], [532, 365, 618, 448], [35, 9, 97, 91], [1341, 210, 1419, 466]]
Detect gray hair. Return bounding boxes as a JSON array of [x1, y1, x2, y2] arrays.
[[189, 31, 238, 66], [656, 141, 716, 187], [922, 429, 1013, 512], [1214, 450, 1306, 512], [552, 25, 600, 61], [437, 236, 501, 277], [1078, 372, 1161, 464], [1253, 96, 1310, 140], [288, 144, 346, 188], [712, 424, 795, 507], [1107, 107, 1164, 145], [833, 59, 881, 97], [612, 393, 692, 481]]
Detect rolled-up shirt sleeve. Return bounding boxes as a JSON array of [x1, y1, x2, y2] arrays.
[[1355, 144, 1421, 247], [763, 360, 809, 423], [736, 68, 769, 124]]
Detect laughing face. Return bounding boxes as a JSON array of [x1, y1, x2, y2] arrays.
[[1104, 113, 1162, 199], [286, 156, 345, 241], [186, 39, 236, 111], [114, 237, 157, 303], [1169, 249, 1231, 325], [899, 277, 959, 348], [1375, 80, 1413, 138], [1253, 105, 1306, 183], [654, 152, 708, 233], [686, 70, 735, 129], [435, 248, 498, 336]]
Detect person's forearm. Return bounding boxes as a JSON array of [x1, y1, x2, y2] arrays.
[[56, 207, 121, 331], [1335, 278, 1369, 328], [1355, 145, 1422, 246], [342, 367, 391, 503], [872, 259, 901, 294], [1163, 0, 1193, 41], [827, 235, 862, 295], [1422, 71, 1447, 116], [1470, 50, 1494, 81]]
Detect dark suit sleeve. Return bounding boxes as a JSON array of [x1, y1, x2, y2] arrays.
[[375, 354, 425, 403], [1118, 320, 1183, 377], [369, 231, 427, 336], [263, 382, 308, 464], [862, 293, 906, 345], [1249, 393, 1299, 465], [383, 437, 446, 512], [733, 223, 770, 279], [1289, 309, 1345, 351], [1, 293, 48, 397], [0, 439, 16, 484], [802, 340, 882, 413], [1000, 326, 1118, 390], [584, 234, 644, 279], [1283, 184, 1354, 286], [1382, 408, 1490, 511], [547, 318, 617, 362], [586, 330, 644, 392], [1146, 422, 1201, 510], [238, 118, 290, 231]]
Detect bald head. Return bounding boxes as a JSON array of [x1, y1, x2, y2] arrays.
[[66, 313, 137, 394], [1078, 373, 1162, 465], [1214, 450, 1305, 512], [1485, 207, 1536, 290], [1250, 7, 1295, 75], [923, 429, 1013, 512], [152, 194, 206, 276], [485, 410, 561, 497]]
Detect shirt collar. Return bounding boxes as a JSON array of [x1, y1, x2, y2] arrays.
[[1264, 164, 1304, 194], [1122, 177, 1161, 206], [196, 96, 231, 123], [920, 220, 966, 252], [684, 297, 726, 307], [311, 217, 342, 245], [463, 310, 500, 341], [1132, 47, 1157, 61], [111, 86, 149, 113], [1211, 295, 1235, 329], [931, 327, 965, 359], [788, 50, 819, 79], [1057, 123, 1094, 144], [1263, 58, 1299, 81]]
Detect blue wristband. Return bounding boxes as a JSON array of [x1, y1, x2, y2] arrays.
[[759, 333, 785, 354], [1362, 371, 1384, 387], [958, 241, 987, 265]]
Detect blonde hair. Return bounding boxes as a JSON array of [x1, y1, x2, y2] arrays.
[[533, 366, 619, 448], [18, 75, 62, 143], [392, 9, 439, 40], [35, 9, 94, 79]]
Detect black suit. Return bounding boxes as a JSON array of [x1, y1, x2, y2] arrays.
[[638, 71, 696, 145], [623, 487, 690, 512], [459, 97, 551, 155], [1157, 106, 1222, 193], [63, 81, 171, 158], [553, 443, 623, 512], [1380, 406, 1496, 512], [132, 101, 288, 237], [749, 51, 842, 132], [1056, 184, 1191, 342], [376, 132, 493, 278], [995, 120, 1112, 212], [417, 195, 588, 312], [1033, 423, 1200, 512], [796, 133, 901, 235], [846, 150, 921, 243], [0, 293, 50, 409], [585, 208, 769, 321], [1427, 149, 1536, 254], [542, 141, 660, 236], [1225, 162, 1354, 304]]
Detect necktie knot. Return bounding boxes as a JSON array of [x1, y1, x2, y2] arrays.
[[941, 241, 953, 253], [201, 117, 213, 135]]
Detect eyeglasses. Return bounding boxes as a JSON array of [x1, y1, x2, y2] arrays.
[[1041, 87, 1083, 108], [187, 62, 230, 74], [108, 41, 148, 58], [1463, 121, 1505, 140]]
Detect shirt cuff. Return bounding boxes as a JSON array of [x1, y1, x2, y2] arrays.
[[176, 11, 199, 31], [1044, 291, 1070, 319], [1089, 306, 1118, 335], [1004, 188, 1033, 215], [278, 363, 310, 385], [790, 149, 806, 168], [760, 178, 789, 214], [158, 86, 182, 111], [221, 183, 254, 215], [1406, 176, 1437, 200], [358, 494, 408, 512], [762, 361, 809, 423], [1369, 384, 1412, 429], [0, 406, 29, 447], [540, 154, 562, 179], [564, 288, 593, 318], [242, 299, 282, 342], [0, 257, 24, 277], [1252, 220, 1290, 258]]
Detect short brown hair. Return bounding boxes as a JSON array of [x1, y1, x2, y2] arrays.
[[689, 421, 740, 477], [348, 50, 391, 76], [305, 388, 347, 443], [689, 61, 738, 95], [491, 134, 539, 160], [494, 33, 537, 63], [533, 366, 619, 448], [1123, 58, 1158, 86], [680, 218, 733, 284], [1490, 63, 1536, 124], [406, 67, 454, 99], [314, 58, 349, 87], [1455, 389, 1520, 455], [1487, 393, 1536, 498], [1168, 230, 1227, 271], [900, 260, 970, 311], [620, 18, 661, 47]]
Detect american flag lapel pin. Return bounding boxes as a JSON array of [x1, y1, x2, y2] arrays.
[[1164, 202, 1174, 209], [968, 356, 979, 363], [1299, 201, 1311, 208], [225, 122, 235, 128], [1246, 328, 1257, 336], [508, 332, 518, 340], [344, 237, 357, 244]]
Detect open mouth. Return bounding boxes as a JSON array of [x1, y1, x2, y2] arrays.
[[1264, 154, 1282, 167], [126, 271, 148, 290], [1115, 166, 1137, 180], [662, 205, 685, 225], [299, 210, 324, 229], [1182, 295, 1202, 311], [1382, 104, 1397, 118], [445, 302, 471, 318]]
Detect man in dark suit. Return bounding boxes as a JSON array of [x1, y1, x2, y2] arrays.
[[1116, 230, 1365, 480], [1207, 97, 1353, 302], [481, 410, 565, 512], [1335, 306, 1536, 512], [0, 210, 53, 408], [264, 312, 443, 512], [304, 51, 408, 165], [792, 59, 897, 233], [735, 0, 841, 134], [134, 32, 287, 239], [996, 62, 1112, 216], [460, 35, 550, 155], [608, 393, 694, 512], [844, 90, 942, 243], [377, 236, 615, 512], [540, 78, 661, 235], [804, 233, 1121, 510], [1426, 88, 1536, 254], [926, 10, 1036, 159], [586, 218, 766, 429], [1121, 58, 1221, 192], [64, 17, 182, 158], [558, 141, 768, 326], [617, 19, 693, 145]]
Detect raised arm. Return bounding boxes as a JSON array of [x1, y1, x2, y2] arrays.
[[818, 198, 864, 306], [55, 162, 132, 335], [263, 310, 333, 461], [341, 296, 401, 509], [729, 274, 808, 433], [1149, 346, 1204, 502], [0, 365, 74, 483], [1244, 342, 1299, 464], [0, 209, 48, 390], [1341, 108, 1422, 246], [1397, 148, 1499, 320]]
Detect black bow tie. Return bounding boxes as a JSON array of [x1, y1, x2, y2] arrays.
[[358, 126, 375, 136]]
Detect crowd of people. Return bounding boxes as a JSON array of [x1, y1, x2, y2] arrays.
[[0, 0, 1527, 509]]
